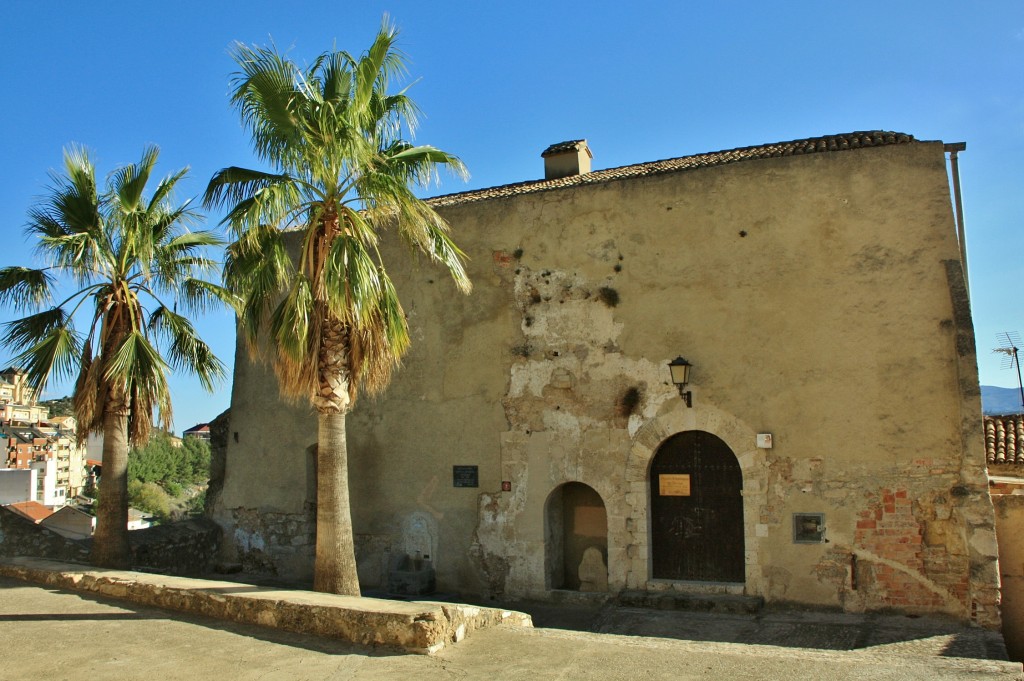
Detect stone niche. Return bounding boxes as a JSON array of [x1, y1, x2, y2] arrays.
[[387, 511, 438, 596]]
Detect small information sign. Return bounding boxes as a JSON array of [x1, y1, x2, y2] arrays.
[[453, 465, 479, 488], [659, 473, 691, 497]]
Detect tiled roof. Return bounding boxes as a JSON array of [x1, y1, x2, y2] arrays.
[[427, 131, 917, 209], [6, 501, 54, 523], [985, 414, 1024, 465]]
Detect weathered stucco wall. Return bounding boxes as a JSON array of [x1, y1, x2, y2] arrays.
[[993, 492, 1024, 660], [213, 139, 999, 626]]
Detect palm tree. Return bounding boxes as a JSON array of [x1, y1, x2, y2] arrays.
[[0, 145, 232, 568], [204, 19, 470, 595]]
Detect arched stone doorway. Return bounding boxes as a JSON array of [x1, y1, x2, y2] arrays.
[[544, 482, 608, 591], [649, 430, 744, 582]]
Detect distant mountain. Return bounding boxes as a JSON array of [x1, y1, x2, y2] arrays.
[[982, 385, 1024, 415], [39, 395, 74, 418]]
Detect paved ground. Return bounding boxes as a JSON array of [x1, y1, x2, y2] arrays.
[[513, 598, 1013, 658], [2, 576, 1020, 680]]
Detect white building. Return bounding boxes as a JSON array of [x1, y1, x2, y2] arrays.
[[29, 458, 65, 507], [0, 467, 37, 504]]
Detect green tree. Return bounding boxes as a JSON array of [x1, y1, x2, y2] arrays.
[[128, 480, 171, 521], [0, 146, 233, 568], [204, 19, 470, 595], [127, 431, 176, 484], [127, 431, 210, 489], [181, 436, 211, 482]]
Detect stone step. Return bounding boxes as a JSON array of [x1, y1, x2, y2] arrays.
[[617, 590, 764, 614]]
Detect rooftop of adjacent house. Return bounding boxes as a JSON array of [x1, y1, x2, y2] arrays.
[[5, 501, 54, 523], [427, 130, 918, 208], [44, 505, 93, 522], [5, 426, 48, 443], [985, 414, 1023, 465], [183, 423, 210, 434]]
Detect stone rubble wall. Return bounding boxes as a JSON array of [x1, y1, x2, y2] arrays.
[[0, 507, 221, 577], [222, 504, 316, 578], [128, 517, 222, 576], [0, 506, 90, 563]]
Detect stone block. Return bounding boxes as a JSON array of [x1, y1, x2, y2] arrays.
[[968, 530, 999, 559], [635, 422, 667, 452]]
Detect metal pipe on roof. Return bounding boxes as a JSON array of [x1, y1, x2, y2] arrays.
[[945, 142, 968, 299]]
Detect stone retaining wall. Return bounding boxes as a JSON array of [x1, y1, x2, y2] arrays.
[[0, 557, 532, 655], [129, 517, 222, 576]]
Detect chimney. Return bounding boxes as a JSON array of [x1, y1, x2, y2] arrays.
[[542, 140, 592, 180]]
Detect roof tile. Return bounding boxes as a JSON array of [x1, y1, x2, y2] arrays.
[[985, 414, 1024, 465], [427, 131, 917, 209]]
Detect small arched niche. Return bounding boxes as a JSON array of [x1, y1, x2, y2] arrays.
[[544, 482, 608, 591]]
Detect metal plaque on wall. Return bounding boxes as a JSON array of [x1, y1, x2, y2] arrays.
[[659, 473, 691, 496], [453, 465, 479, 488]]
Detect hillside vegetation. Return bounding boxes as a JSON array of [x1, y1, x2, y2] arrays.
[[84, 432, 211, 521]]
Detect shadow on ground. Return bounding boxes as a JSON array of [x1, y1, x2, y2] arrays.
[[198, 571, 1011, 662], [0, 578, 406, 658], [491, 599, 1009, 661]]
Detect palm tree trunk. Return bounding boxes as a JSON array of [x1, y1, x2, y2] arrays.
[[313, 409, 360, 595], [91, 405, 130, 568]]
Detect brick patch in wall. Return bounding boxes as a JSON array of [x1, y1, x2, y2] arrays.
[[854, 487, 968, 614]]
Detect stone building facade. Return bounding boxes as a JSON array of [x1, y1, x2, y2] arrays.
[[212, 131, 1000, 627]]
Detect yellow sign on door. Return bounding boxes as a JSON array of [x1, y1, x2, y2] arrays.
[[659, 474, 691, 496]]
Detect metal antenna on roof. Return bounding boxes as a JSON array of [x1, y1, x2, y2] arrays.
[[994, 332, 1024, 413]]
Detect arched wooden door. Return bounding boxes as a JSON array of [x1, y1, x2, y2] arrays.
[[649, 430, 744, 582]]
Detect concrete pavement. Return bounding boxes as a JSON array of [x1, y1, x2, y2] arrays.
[[1, 576, 1021, 680]]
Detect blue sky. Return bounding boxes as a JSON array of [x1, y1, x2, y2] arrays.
[[1, 1, 1022, 433]]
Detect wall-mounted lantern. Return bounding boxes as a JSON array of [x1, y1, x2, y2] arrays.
[[667, 356, 693, 408]]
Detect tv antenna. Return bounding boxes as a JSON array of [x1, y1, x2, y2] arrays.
[[994, 331, 1024, 413]]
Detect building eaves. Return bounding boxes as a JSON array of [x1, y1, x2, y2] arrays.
[[426, 131, 918, 209]]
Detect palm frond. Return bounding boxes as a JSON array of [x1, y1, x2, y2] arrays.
[[103, 330, 170, 399], [204, 166, 297, 209], [72, 343, 104, 440], [0, 267, 55, 309], [321, 233, 381, 324], [2, 307, 72, 352], [149, 306, 226, 391], [160, 229, 225, 254], [8, 321, 82, 396], [110, 144, 159, 212], [26, 148, 107, 277], [228, 42, 306, 166], [146, 166, 190, 215], [177, 278, 242, 316], [269, 274, 315, 364], [224, 223, 292, 349]]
